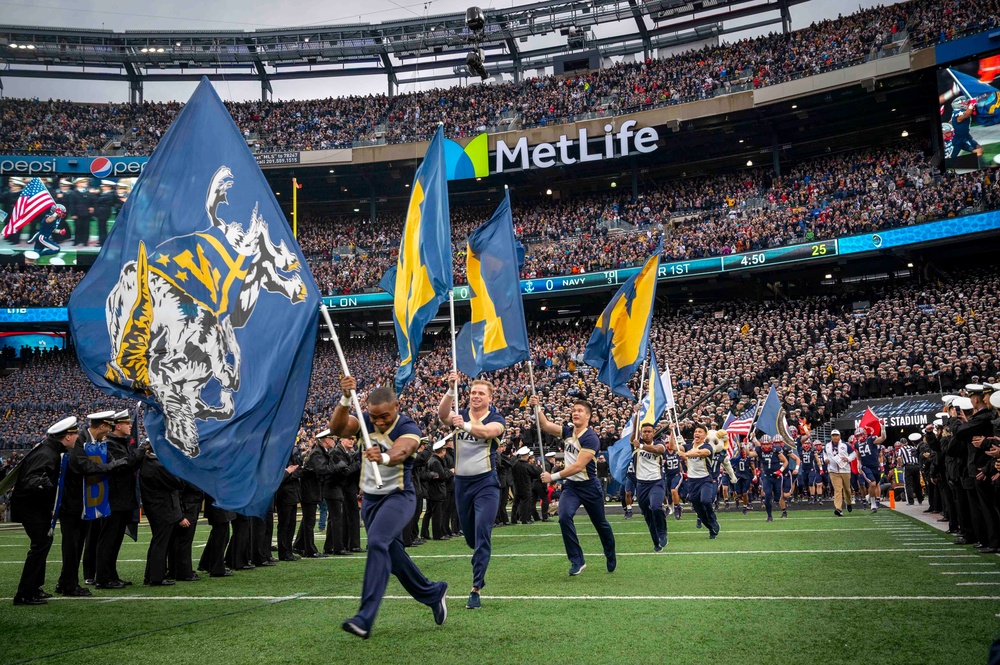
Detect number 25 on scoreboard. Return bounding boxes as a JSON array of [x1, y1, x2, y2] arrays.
[[811, 243, 828, 256]]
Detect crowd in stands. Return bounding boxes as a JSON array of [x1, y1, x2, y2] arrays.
[[1, 267, 995, 451], [2, 140, 999, 304], [1, 0, 997, 155]]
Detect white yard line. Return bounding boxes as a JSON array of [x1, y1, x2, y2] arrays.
[[2, 594, 996, 602]]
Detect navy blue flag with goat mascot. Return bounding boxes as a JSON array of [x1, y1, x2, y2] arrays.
[[68, 77, 319, 517]]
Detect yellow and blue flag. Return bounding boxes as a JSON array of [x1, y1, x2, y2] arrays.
[[608, 350, 670, 482], [455, 192, 529, 377], [387, 126, 453, 393], [67, 78, 319, 518], [583, 244, 661, 399]]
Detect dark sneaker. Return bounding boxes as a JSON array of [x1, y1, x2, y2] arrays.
[[606, 555, 617, 573], [696, 518, 703, 529], [466, 591, 481, 610], [432, 583, 448, 625], [569, 562, 587, 576], [342, 618, 370, 639], [13, 596, 46, 606], [834, 509, 843, 517], [64, 586, 92, 597]]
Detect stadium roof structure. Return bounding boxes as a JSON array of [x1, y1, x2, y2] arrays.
[[0, 0, 806, 101]]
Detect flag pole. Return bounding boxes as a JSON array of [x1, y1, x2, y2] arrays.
[[526, 360, 546, 461], [292, 177, 298, 239], [319, 303, 383, 488], [449, 289, 459, 417], [631, 354, 650, 442]]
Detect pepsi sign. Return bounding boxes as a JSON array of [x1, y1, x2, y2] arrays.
[[0, 155, 150, 176]]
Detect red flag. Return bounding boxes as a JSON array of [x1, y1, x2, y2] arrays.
[[859, 407, 882, 437]]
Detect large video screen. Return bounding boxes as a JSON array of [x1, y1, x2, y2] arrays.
[[0, 176, 137, 266], [938, 54, 1000, 171], [0, 332, 66, 357]]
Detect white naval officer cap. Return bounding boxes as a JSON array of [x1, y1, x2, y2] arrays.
[[100, 180, 115, 187], [907, 433, 922, 442], [515, 446, 531, 456], [112, 409, 130, 423], [433, 439, 448, 451], [48, 416, 79, 436], [954, 397, 974, 411], [830, 429, 841, 436], [991, 391, 1000, 410], [88, 410, 116, 424], [942, 394, 959, 406], [933, 419, 943, 427], [544, 452, 556, 457], [316, 429, 332, 439]]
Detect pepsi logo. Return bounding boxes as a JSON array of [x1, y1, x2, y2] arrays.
[[90, 157, 112, 178]]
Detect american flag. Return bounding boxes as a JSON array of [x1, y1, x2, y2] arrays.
[[3, 178, 55, 237], [724, 404, 757, 437]]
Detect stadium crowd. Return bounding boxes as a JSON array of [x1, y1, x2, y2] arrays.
[[2, 141, 998, 303], [0, 0, 997, 155], [4, 268, 991, 451]]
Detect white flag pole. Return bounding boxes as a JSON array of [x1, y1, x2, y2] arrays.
[[320, 304, 383, 489]]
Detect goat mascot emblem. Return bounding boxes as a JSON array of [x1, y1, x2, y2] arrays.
[[104, 167, 308, 457]]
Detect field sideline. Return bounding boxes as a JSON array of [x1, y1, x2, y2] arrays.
[[0, 508, 996, 664]]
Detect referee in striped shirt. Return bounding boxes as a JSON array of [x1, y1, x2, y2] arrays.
[[898, 434, 924, 505]]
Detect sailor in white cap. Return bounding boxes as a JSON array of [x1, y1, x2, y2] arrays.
[[93, 410, 138, 589], [7, 417, 80, 605], [94, 180, 118, 245], [955, 384, 1000, 553], [437, 372, 506, 609], [69, 177, 93, 246], [422, 438, 453, 544], [59, 411, 128, 594], [510, 446, 536, 526]]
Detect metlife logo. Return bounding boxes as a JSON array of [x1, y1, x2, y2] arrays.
[[494, 120, 658, 173], [444, 120, 659, 179]]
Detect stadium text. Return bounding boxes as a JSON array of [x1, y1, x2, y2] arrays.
[[495, 120, 658, 173]]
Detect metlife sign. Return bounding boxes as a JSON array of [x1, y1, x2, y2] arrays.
[[494, 120, 658, 173]]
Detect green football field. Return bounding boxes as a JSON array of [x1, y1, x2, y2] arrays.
[[0, 507, 997, 664]]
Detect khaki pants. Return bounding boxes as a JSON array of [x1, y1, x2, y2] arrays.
[[831, 472, 852, 510]]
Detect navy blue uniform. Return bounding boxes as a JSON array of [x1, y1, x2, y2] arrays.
[[663, 451, 683, 492], [453, 407, 505, 591], [557, 424, 616, 570], [755, 446, 784, 518], [855, 436, 881, 485], [350, 413, 445, 633], [731, 452, 753, 495], [685, 441, 724, 537], [634, 441, 667, 549], [948, 106, 980, 156]]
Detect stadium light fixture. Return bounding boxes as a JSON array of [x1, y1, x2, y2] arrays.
[[157, 48, 165, 53], [824, 274, 832, 279], [354, 208, 360, 212], [546, 189, 552, 195], [688, 299, 693, 303], [746, 160, 753, 166], [540, 306, 548, 311], [176, 41, 181, 46], [26, 44, 35, 49], [610, 181, 617, 188], [907, 262, 914, 268], [738, 139, 744, 143], [275, 192, 281, 196], [8, 43, 15, 48], [791, 104, 797, 109], [304, 37, 310, 42], [901, 130, 909, 137]]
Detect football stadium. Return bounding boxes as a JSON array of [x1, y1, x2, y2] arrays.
[[2, 1, 1000, 662]]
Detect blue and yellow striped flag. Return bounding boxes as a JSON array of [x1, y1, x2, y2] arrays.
[[455, 192, 530, 378], [583, 244, 660, 399], [387, 126, 453, 393]]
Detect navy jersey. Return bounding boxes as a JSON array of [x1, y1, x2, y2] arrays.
[[755, 446, 784, 474], [855, 436, 881, 468], [358, 412, 421, 495], [662, 451, 682, 476], [633, 439, 664, 482], [731, 453, 753, 478], [781, 443, 799, 472], [561, 424, 600, 482], [797, 445, 815, 471], [952, 107, 974, 141], [454, 407, 505, 477]]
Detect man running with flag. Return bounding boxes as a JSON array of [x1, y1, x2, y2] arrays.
[[448, 191, 528, 610]]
